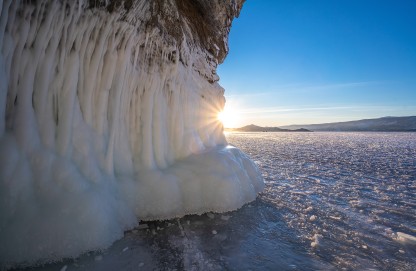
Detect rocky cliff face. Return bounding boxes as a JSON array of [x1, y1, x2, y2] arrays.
[[0, 0, 263, 268], [91, 0, 244, 82]]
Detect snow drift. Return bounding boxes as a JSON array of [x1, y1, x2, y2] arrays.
[[0, 0, 264, 268]]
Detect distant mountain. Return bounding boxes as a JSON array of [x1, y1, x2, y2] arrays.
[[226, 124, 311, 132], [280, 116, 416, 132]]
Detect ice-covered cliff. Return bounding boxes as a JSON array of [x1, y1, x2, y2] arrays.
[[0, 0, 264, 268]]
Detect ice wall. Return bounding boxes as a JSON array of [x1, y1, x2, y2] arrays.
[[0, 0, 264, 268]]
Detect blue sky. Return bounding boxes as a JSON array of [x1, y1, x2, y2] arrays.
[[217, 0, 416, 127]]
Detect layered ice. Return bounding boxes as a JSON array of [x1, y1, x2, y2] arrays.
[[0, 0, 264, 268]]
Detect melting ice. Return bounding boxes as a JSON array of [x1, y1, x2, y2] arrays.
[[0, 0, 263, 268]]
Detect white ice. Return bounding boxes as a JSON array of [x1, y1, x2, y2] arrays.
[[0, 0, 264, 268], [396, 232, 416, 245]]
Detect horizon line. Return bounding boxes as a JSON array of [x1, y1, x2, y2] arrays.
[[224, 115, 416, 129]]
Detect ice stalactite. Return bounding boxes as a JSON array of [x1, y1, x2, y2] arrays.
[[0, 0, 264, 268]]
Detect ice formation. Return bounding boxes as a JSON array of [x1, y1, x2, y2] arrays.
[[0, 0, 264, 268]]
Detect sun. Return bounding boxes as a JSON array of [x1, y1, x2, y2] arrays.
[[217, 111, 226, 123], [217, 107, 239, 128]]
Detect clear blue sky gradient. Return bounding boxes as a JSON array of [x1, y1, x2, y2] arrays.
[[218, 0, 416, 127]]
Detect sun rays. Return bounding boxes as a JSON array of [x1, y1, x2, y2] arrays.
[[217, 104, 241, 128]]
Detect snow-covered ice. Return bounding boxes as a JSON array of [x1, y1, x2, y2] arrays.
[[7, 132, 416, 271], [227, 132, 416, 270]]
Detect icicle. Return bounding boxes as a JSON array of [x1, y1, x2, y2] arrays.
[[0, 0, 263, 268]]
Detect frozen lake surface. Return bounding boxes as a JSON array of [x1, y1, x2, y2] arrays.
[[21, 132, 416, 271]]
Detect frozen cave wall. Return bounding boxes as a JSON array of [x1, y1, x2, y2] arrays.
[[0, 0, 264, 268]]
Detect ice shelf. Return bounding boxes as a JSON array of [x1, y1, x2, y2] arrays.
[[0, 0, 263, 268]]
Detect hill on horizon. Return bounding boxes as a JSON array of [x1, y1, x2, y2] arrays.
[[226, 124, 310, 132], [279, 116, 416, 132]]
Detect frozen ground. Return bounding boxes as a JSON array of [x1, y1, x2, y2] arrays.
[[18, 132, 416, 271]]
